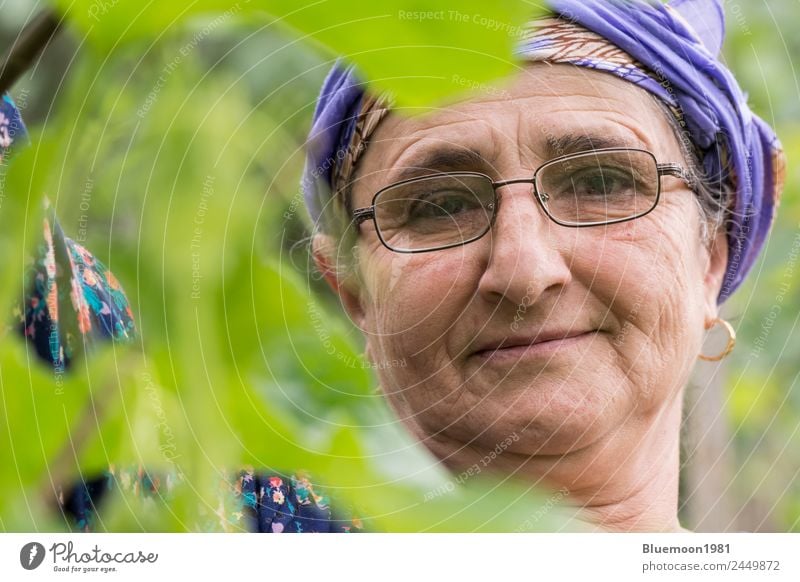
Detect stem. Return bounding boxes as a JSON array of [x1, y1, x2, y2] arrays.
[[0, 10, 62, 95]]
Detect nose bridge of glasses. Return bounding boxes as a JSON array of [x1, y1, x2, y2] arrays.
[[487, 177, 555, 239], [490, 176, 548, 212], [492, 177, 537, 189]]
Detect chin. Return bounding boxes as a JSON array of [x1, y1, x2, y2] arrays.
[[452, 382, 631, 456], [510, 415, 619, 455]]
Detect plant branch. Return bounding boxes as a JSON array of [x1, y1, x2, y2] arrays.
[[0, 10, 62, 95]]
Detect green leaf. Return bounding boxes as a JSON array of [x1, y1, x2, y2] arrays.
[[309, 424, 583, 532], [50, 0, 542, 106], [0, 143, 48, 328], [0, 341, 146, 529]]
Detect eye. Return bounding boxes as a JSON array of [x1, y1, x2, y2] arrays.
[[409, 189, 482, 219], [568, 167, 637, 199]]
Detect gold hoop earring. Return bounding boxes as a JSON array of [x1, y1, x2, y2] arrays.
[[698, 317, 736, 361]]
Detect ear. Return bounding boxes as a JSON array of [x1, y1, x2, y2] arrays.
[[702, 229, 729, 324], [311, 233, 367, 329]]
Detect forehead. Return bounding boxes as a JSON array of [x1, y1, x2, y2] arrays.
[[353, 63, 679, 197]]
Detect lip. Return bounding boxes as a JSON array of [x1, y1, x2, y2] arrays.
[[470, 330, 600, 362]]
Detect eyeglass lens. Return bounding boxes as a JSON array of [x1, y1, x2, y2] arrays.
[[372, 149, 659, 252]]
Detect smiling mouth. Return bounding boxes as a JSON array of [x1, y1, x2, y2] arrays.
[[471, 330, 600, 362]]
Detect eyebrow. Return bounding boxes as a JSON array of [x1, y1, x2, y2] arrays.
[[389, 147, 488, 184], [546, 133, 645, 157], [387, 132, 646, 184]]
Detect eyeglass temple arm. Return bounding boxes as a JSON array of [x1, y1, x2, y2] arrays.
[[352, 207, 374, 226], [657, 163, 696, 190]]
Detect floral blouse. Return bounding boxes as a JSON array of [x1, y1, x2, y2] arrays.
[[5, 94, 363, 534], [60, 466, 364, 533]]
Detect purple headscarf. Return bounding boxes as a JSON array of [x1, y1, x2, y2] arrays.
[[301, 0, 785, 304], [301, 63, 365, 225]]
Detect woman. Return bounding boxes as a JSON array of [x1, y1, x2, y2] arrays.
[[302, 0, 785, 531]]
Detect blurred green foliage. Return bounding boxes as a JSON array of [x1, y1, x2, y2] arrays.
[[719, 1, 800, 532], [0, 1, 578, 532], [52, 0, 533, 107]]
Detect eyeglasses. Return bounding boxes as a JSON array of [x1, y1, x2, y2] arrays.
[[351, 147, 696, 253]]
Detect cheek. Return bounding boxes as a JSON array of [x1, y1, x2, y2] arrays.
[[359, 246, 482, 417], [579, 209, 708, 404], [360, 245, 479, 339]]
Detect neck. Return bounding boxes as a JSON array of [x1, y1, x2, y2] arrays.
[[418, 397, 686, 532]]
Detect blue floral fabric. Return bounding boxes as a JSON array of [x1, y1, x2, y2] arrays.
[[19, 208, 136, 371], [0, 94, 25, 149], [57, 466, 365, 533], [234, 470, 364, 533]]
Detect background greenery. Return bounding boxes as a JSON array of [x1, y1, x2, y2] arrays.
[[0, 0, 796, 532]]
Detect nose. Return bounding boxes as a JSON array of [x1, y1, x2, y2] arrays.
[[476, 183, 573, 310]]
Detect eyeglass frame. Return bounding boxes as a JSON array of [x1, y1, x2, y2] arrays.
[[351, 147, 697, 254]]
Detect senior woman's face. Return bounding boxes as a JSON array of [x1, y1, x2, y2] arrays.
[[325, 64, 727, 458]]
